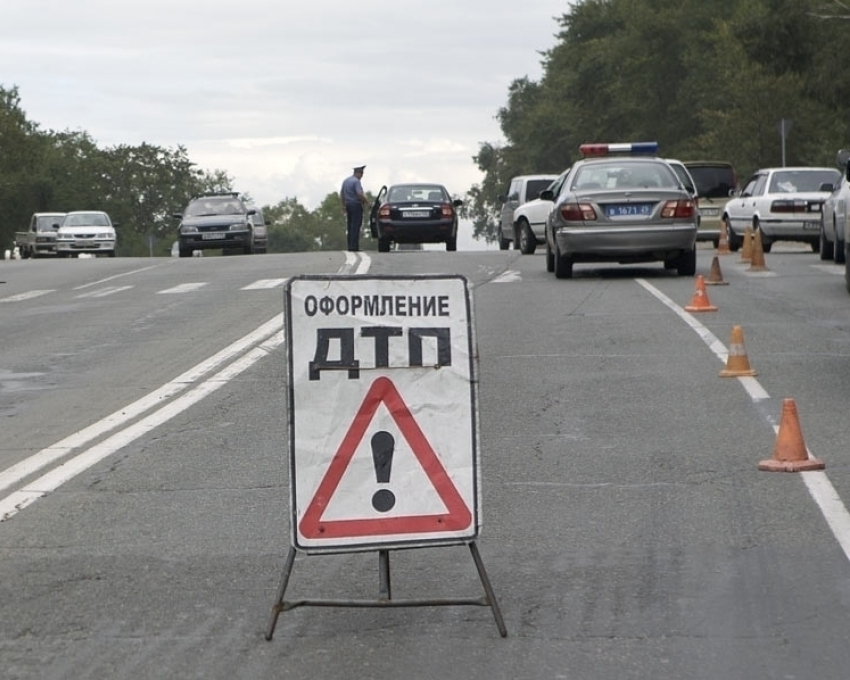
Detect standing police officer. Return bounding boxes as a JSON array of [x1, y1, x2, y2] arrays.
[[340, 165, 368, 252]]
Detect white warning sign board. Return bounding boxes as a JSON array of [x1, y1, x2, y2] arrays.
[[284, 274, 480, 553]]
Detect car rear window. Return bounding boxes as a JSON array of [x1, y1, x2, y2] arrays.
[[685, 164, 736, 199], [768, 169, 840, 193], [526, 179, 554, 200]]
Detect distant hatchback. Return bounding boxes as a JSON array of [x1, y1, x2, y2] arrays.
[[369, 183, 463, 252], [724, 167, 840, 252], [55, 211, 117, 257], [544, 142, 698, 279]]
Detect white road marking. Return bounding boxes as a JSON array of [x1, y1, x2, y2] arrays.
[[158, 282, 208, 294], [0, 332, 284, 522], [73, 264, 164, 290], [242, 278, 288, 290], [0, 290, 55, 303], [637, 278, 850, 566], [75, 285, 134, 298], [493, 270, 522, 283], [0, 315, 283, 495]]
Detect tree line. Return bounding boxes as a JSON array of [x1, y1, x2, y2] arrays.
[[465, 0, 850, 242]]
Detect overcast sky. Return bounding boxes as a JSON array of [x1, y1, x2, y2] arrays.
[[3, 1, 569, 246]]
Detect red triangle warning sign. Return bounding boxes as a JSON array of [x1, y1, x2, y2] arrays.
[[299, 376, 472, 540]]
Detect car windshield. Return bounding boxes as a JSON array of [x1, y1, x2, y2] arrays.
[[686, 165, 736, 199], [388, 185, 447, 202], [36, 216, 62, 231], [64, 213, 109, 227], [185, 198, 244, 216], [571, 160, 678, 191], [769, 170, 840, 193]]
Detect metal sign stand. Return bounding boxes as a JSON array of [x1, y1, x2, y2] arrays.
[[265, 542, 507, 640]]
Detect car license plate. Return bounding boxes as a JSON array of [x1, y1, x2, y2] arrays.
[[403, 211, 429, 218], [803, 220, 820, 230], [605, 203, 653, 217], [700, 208, 719, 217], [202, 232, 225, 240]]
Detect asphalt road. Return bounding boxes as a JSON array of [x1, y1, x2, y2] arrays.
[[2, 245, 850, 679]]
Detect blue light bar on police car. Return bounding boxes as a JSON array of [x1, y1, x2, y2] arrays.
[[579, 142, 659, 158]]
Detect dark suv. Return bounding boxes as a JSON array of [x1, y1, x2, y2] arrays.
[[173, 193, 257, 257], [683, 161, 738, 248]]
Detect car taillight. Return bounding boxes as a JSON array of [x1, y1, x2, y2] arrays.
[[771, 199, 807, 213], [378, 205, 391, 218], [560, 202, 597, 221], [661, 200, 695, 218], [440, 204, 454, 218]]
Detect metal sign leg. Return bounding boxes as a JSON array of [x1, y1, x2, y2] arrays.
[[469, 541, 507, 638], [265, 546, 297, 641]]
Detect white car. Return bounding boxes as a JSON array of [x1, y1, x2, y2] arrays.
[[723, 166, 840, 253], [56, 210, 117, 257], [511, 170, 568, 254], [819, 150, 850, 264]]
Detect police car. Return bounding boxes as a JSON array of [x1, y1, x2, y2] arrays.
[[543, 142, 698, 279]]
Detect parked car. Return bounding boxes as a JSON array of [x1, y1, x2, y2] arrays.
[[173, 192, 257, 257], [511, 171, 569, 254], [819, 149, 850, 264], [684, 161, 738, 248], [368, 183, 462, 252], [544, 142, 698, 279], [723, 167, 840, 252], [248, 206, 269, 254], [497, 174, 559, 250], [55, 211, 117, 257], [14, 212, 66, 258]]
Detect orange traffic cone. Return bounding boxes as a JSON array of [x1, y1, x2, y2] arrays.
[[740, 225, 753, 262], [705, 255, 728, 285], [747, 229, 769, 272], [717, 218, 731, 255], [684, 275, 718, 312], [719, 325, 757, 377], [758, 398, 825, 472]]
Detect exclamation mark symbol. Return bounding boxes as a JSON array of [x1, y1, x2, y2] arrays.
[[371, 431, 396, 513]]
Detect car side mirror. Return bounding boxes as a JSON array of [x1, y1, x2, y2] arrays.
[[172, 213, 183, 219], [52, 223, 61, 229], [112, 222, 119, 227], [247, 209, 256, 216], [539, 189, 554, 201], [820, 182, 835, 192], [452, 199, 463, 207], [497, 195, 506, 203]]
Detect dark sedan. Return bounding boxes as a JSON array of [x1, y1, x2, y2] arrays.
[[369, 183, 463, 252]]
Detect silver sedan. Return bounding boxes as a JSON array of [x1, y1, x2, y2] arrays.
[[544, 145, 698, 279]]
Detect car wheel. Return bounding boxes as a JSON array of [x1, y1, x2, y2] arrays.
[[836, 232, 846, 265], [545, 237, 555, 273], [761, 239, 772, 253], [820, 222, 834, 260], [553, 241, 573, 279], [378, 238, 391, 253], [498, 228, 510, 250], [810, 241, 819, 252], [676, 247, 696, 276], [179, 245, 192, 258], [726, 217, 741, 252], [446, 235, 457, 252], [518, 219, 536, 255]]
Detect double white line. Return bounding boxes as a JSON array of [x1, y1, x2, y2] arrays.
[[0, 252, 372, 521], [0, 315, 284, 521]]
